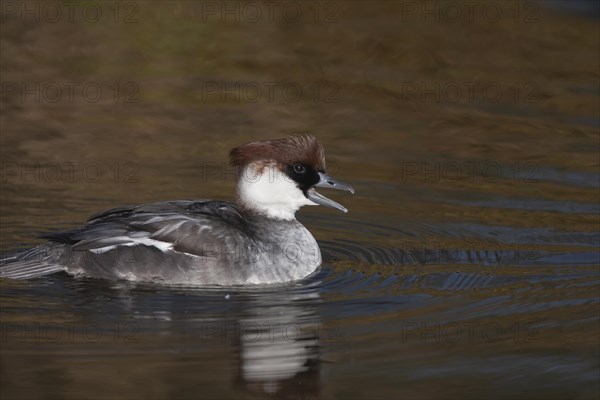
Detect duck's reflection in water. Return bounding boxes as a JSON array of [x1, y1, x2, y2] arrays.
[[101, 279, 324, 397], [0, 277, 325, 399], [233, 290, 322, 398]]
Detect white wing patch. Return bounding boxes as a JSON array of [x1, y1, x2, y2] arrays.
[[82, 214, 212, 256], [89, 236, 173, 254], [150, 220, 188, 237]]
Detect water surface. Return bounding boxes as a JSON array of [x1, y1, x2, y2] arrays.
[[1, 2, 599, 399]]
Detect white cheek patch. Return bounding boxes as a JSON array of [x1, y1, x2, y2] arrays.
[[238, 164, 314, 220]]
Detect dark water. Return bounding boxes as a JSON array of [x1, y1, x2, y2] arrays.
[[1, 1, 599, 399]]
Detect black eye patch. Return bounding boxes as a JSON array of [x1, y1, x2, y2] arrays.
[[286, 163, 320, 192]]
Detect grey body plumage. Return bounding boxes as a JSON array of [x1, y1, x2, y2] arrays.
[[1, 201, 320, 284]]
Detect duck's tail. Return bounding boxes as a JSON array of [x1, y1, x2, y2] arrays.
[[0, 244, 66, 279]]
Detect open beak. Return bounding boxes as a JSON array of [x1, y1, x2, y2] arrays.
[[307, 172, 355, 213]]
